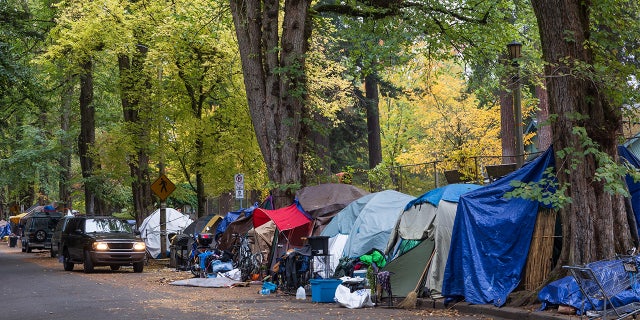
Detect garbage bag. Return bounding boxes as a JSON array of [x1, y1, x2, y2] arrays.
[[334, 284, 374, 309]]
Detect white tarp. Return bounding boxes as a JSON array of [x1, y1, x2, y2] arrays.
[[139, 208, 192, 258]]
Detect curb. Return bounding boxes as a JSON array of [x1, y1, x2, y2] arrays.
[[416, 298, 575, 320]]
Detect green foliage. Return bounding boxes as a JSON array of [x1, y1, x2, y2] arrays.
[[505, 167, 571, 209], [367, 162, 397, 191], [506, 125, 640, 209]]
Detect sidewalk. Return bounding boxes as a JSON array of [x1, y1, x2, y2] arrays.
[[416, 297, 577, 320]]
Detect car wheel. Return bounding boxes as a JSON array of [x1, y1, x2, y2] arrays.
[[63, 250, 74, 271], [110, 265, 121, 271], [35, 229, 47, 242], [133, 261, 144, 273], [83, 250, 94, 273]]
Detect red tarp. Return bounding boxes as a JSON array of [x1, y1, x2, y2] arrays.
[[253, 203, 312, 247]]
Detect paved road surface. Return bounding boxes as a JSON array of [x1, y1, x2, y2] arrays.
[[0, 241, 497, 320]]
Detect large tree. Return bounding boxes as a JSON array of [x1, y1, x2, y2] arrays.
[[229, 0, 312, 207], [531, 0, 640, 265]]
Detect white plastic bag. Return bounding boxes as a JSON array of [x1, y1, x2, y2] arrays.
[[334, 284, 374, 309]]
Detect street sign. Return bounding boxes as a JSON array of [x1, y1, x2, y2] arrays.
[[151, 174, 176, 201], [234, 174, 244, 199]]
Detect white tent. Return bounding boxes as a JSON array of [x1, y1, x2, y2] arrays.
[[140, 208, 193, 259]]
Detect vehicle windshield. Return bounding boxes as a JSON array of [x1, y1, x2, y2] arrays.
[[85, 219, 132, 233]]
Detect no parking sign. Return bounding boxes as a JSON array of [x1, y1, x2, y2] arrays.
[[234, 174, 244, 199]]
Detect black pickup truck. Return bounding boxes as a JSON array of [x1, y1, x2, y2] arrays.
[[58, 216, 146, 273]]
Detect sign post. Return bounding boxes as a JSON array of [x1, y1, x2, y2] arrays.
[[234, 174, 244, 208], [151, 174, 176, 259]]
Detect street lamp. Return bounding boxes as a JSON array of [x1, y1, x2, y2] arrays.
[[507, 41, 524, 168]]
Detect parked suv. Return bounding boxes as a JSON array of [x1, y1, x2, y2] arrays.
[[21, 212, 63, 253], [59, 216, 146, 273], [49, 215, 74, 258]]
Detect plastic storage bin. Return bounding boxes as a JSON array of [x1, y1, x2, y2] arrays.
[[310, 279, 342, 303]]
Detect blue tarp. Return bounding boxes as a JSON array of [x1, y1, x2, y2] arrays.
[[443, 145, 640, 307], [442, 148, 555, 306], [618, 146, 640, 234], [535, 146, 640, 310], [215, 203, 258, 239], [538, 257, 640, 313]]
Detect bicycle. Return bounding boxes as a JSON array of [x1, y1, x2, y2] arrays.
[[230, 233, 260, 281]]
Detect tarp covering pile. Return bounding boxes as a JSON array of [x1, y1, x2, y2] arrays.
[[538, 256, 640, 313], [442, 148, 555, 306]]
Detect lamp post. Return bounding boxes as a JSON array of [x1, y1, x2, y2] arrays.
[[507, 41, 524, 168]]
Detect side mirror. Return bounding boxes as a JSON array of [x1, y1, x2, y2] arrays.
[[134, 230, 141, 236]]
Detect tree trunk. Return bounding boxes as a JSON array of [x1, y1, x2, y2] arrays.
[[365, 72, 382, 170], [59, 74, 74, 211], [532, 0, 633, 265], [230, 0, 311, 208], [118, 48, 154, 226], [195, 136, 206, 218], [78, 59, 96, 215]]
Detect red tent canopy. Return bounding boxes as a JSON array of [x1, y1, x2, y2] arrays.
[[253, 203, 312, 247]]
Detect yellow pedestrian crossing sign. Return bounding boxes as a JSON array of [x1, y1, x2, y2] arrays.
[[151, 174, 176, 201]]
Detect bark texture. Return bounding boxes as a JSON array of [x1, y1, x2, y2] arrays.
[[230, 0, 311, 208], [532, 0, 633, 265], [78, 59, 98, 215]]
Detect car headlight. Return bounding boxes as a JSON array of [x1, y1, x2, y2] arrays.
[[133, 242, 146, 251], [93, 242, 109, 250]]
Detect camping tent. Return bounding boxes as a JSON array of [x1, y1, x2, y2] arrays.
[[319, 190, 415, 275], [382, 183, 482, 298], [296, 183, 369, 236], [139, 208, 193, 259], [253, 201, 312, 248], [183, 214, 222, 236]]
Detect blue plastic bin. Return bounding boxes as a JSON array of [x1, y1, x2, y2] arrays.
[[310, 279, 342, 303]]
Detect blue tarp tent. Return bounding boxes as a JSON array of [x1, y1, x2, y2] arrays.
[[443, 146, 640, 307], [442, 148, 555, 306]]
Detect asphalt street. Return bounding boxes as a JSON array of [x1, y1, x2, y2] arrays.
[[1, 242, 497, 320]]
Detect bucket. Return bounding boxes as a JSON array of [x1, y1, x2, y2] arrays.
[[307, 236, 329, 256], [310, 278, 342, 303]]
